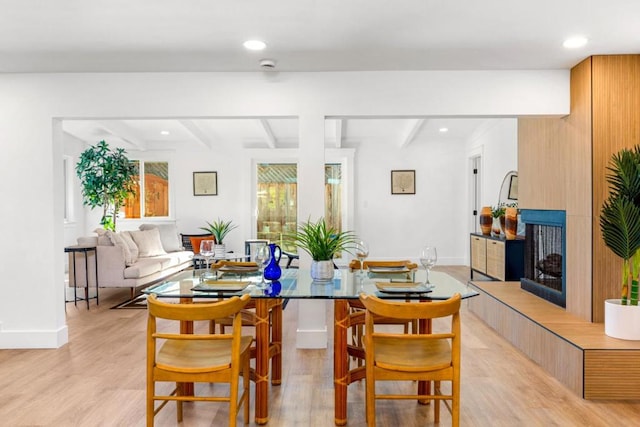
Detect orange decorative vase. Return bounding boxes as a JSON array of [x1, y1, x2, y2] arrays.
[[479, 206, 492, 235], [505, 207, 518, 240]]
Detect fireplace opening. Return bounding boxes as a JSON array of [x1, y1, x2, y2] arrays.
[[520, 210, 566, 308]]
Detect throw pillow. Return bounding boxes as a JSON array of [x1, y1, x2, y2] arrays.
[[106, 230, 133, 265], [190, 235, 214, 255], [119, 231, 139, 264], [139, 223, 182, 252], [130, 228, 167, 257]]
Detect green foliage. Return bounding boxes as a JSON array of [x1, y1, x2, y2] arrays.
[[200, 218, 238, 244], [75, 140, 137, 231], [600, 146, 640, 305], [284, 217, 357, 261]]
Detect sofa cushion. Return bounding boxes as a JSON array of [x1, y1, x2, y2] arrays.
[[123, 258, 164, 279], [106, 231, 133, 266], [130, 228, 167, 257], [120, 231, 139, 263], [139, 223, 182, 252]]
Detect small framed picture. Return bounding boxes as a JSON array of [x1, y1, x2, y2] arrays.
[[193, 171, 218, 196], [391, 170, 415, 195]]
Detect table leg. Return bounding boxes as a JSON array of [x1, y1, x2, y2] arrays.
[[334, 300, 349, 426], [270, 300, 283, 385], [418, 318, 432, 403], [94, 249, 99, 305], [255, 299, 270, 425], [83, 251, 90, 309]]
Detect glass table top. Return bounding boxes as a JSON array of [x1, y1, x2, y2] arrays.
[[142, 268, 478, 301]]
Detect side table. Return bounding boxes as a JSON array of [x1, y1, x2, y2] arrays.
[[65, 245, 99, 308]]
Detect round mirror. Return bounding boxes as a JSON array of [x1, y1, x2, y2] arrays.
[[498, 170, 518, 207]]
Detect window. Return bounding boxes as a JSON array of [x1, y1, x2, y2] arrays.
[[123, 161, 170, 219], [256, 162, 343, 254]]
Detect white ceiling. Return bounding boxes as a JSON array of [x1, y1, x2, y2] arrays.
[[1, 0, 637, 73], [11, 1, 637, 149]]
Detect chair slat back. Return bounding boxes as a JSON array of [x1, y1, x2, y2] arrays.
[[147, 293, 251, 321], [359, 293, 461, 320]]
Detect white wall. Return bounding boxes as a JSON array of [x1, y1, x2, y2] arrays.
[[0, 70, 568, 348]]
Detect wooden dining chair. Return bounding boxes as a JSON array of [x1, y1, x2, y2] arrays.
[[146, 293, 253, 427], [347, 260, 419, 367], [359, 293, 462, 427]]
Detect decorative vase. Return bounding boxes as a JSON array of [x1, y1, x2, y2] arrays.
[[505, 207, 518, 240], [311, 260, 334, 281], [214, 243, 226, 258], [264, 280, 282, 297], [263, 243, 282, 280], [605, 299, 640, 340], [499, 215, 506, 234], [479, 206, 492, 235], [492, 217, 502, 235]]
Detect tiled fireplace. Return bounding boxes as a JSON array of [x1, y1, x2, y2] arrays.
[[520, 209, 566, 308]]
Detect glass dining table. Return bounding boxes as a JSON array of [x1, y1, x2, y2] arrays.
[[143, 266, 478, 425]]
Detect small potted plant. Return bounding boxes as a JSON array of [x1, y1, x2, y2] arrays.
[[491, 204, 506, 235], [200, 218, 238, 258], [285, 217, 358, 281], [600, 146, 640, 340]]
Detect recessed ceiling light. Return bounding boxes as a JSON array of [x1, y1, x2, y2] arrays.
[[243, 40, 267, 51], [160, 130, 170, 135], [563, 36, 588, 49], [439, 127, 449, 133]]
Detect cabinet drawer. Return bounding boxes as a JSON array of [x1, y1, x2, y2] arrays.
[[486, 240, 505, 281], [470, 236, 487, 273]]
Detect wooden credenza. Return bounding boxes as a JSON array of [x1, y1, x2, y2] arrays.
[[470, 233, 525, 281]]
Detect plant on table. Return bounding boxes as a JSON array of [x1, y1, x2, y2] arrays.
[[600, 146, 640, 306], [286, 217, 357, 261], [76, 140, 137, 231]]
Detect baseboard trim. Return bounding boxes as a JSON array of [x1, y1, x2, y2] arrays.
[[0, 325, 68, 349]]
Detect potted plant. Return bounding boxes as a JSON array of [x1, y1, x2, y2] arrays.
[[200, 218, 238, 258], [491, 204, 506, 235], [285, 217, 358, 281], [600, 146, 640, 340], [76, 140, 137, 231]]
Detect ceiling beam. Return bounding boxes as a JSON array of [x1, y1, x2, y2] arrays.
[[258, 119, 276, 148], [179, 120, 213, 149], [399, 118, 427, 149], [335, 119, 344, 148], [96, 120, 147, 151]]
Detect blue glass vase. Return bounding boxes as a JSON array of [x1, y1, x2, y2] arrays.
[[263, 243, 282, 280]]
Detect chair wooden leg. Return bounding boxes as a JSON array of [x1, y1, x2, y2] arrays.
[[244, 353, 251, 425], [434, 380, 440, 423], [176, 382, 183, 422], [146, 381, 154, 427], [365, 374, 375, 427], [452, 379, 460, 427]]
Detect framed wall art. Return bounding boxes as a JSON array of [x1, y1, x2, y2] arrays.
[[391, 170, 415, 195], [193, 171, 218, 196]]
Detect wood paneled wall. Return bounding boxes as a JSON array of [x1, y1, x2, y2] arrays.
[[591, 55, 640, 322], [518, 55, 640, 323], [518, 57, 593, 321]]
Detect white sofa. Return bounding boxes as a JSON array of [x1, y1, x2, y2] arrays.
[[69, 223, 194, 296]]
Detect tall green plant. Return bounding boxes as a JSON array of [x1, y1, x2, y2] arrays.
[[76, 140, 137, 231], [285, 217, 357, 261], [600, 146, 640, 305], [200, 218, 237, 244]]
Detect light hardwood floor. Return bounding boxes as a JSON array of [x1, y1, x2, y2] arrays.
[[1, 266, 639, 426]]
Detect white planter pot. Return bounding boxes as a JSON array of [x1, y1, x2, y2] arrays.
[[214, 243, 226, 259], [604, 299, 640, 340], [310, 260, 334, 281]]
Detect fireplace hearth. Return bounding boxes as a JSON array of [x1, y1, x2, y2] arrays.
[[520, 210, 566, 308]]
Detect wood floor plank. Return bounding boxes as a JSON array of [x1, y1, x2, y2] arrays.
[[0, 267, 639, 426]]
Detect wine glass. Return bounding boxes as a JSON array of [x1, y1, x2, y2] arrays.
[[199, 239, 216, 280], [355, 240, 369, 277], [254, 244, 271, 289], [419, 246, 438, 284]]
